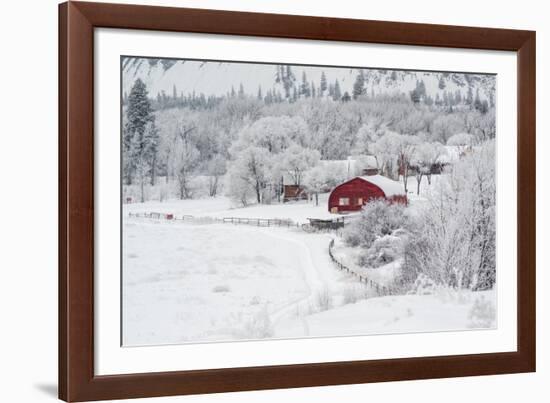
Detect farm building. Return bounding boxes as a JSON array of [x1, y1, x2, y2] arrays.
[[328, 174, 407, 213]]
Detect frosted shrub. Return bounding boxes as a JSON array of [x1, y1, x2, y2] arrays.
[[467, 296, 496, 328], [343, 200, 408, 249], [359, 233, 405, 268], [409, 274, 437, 295], [315, 287, 333, 312]]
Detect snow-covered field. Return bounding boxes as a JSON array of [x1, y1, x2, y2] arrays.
[[124, 193, 338, 224], [122, 203, 496, 345]]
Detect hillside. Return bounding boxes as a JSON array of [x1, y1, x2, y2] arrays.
[[122, 57, 496, 102]]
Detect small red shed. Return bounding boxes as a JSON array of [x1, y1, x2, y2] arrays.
[[328, 175, 407, 213]]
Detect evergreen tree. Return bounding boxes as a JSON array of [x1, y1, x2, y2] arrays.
[[311, 81, 316, 98], [124, 78, 154, 185], [466, 86, 473, 107], [455, 90, 462, 105], [257, 85, 263, 101], [238, 83, 245, 98], [438, 76, 446, 90], [353, 70, 366, 99], [341, 91, 351, 102], [282, 65, 296, 98], [320, 71, 328, 95], [300, 71, 310, 97], [390, 71, 397, 81], [333, 79, 342, 101], [230, 86, 236, 98], [474, 88, 483, 112], [328, 83, 334, 97], [172, 84, 177, 99], [143, 120, 160, 186], [417, 80, 427, 98], [410, 88, 421, 104]]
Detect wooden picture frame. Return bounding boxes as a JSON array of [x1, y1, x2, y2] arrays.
[[59, 1, 536, 401]]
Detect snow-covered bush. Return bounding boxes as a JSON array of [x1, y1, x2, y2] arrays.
[[467, 295, 496, 328], [343, 200, 408, 249], [358, 233, 405, 268], [408, 274, 437, 295]]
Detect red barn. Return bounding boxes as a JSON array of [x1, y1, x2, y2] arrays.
[[328, 175, 407, 213]]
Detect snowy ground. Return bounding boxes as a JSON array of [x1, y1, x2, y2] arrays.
[[123, 213, 496, 346], [124, 193, 338, 224], [122, 174, 495, 346]]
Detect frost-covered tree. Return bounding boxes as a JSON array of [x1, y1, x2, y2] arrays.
[[280, 144, 320, 187], [226, 146, 271, 205], [404, 141, 496, 290], [431, 113, 465, 143], [205, 155, 226, 197], [447, 132, 474, 155], [370, 131, 402, 180], [412, 142, 446, 193], [395, 135, 420, 193]]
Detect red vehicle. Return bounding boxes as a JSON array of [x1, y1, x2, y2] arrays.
[[328, 175, 407, 213]]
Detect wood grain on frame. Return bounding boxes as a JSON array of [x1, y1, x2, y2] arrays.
[[59, 1, 535, 401]]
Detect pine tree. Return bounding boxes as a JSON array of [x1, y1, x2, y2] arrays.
[[238, 83, 245, 98], [124, 78, 154, 185], [341, 91, 351, 102], [328, 83, 334, 97], [230, 86, 236, 98], [320, 71, 327, 95], [275, 66, 281, 84], [438, 76, 446, 90], [172, 84, 177, 99], [455, 90, 462, 105], [333, 79, 342, 101], [143, 120, 160, 185], [466, 86, 473, 107], [474, 88, 483, 112], [300, 71, 310, 97], [257, 85, 263, 101], [353, 70, 365, 99], [282, 65, 296, 98]]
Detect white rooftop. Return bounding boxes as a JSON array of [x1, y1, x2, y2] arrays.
[[358, 174, 405, 197]]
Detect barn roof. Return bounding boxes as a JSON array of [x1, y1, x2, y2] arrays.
[[358, 175, 405, 197]]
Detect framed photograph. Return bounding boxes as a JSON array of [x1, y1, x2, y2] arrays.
[[59, 1, 536, 401]]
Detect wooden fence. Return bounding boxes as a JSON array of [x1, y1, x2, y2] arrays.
[[328, 239, 407, 297], [127, 212, 299, 228]]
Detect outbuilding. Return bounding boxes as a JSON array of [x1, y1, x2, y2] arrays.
[[328, 174, 407, 213]]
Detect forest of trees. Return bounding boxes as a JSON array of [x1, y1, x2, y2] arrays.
[[122, 65, 495, 205]]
